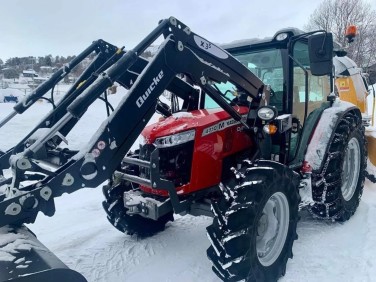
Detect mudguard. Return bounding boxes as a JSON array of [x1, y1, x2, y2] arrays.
[[0, 226, 87, 282], [304, 100, 361, 172]]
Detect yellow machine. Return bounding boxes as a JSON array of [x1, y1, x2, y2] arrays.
[[334, 55, 376, 176]]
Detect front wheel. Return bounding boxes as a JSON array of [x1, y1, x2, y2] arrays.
[[102, 182, 173, 238], [206, 161, 300, 281], [102, 151, 174, 238]]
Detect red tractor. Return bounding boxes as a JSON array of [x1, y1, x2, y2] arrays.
[[0, 18, 367, 282]]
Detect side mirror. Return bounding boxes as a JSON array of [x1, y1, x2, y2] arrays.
[[308, 33, 333, 76]]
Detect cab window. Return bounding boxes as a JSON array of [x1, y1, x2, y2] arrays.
[[293, 41, 330, 122], [204, 82, 235, 109], [204, 49, 284, 110], [236, 49, 284, 111]]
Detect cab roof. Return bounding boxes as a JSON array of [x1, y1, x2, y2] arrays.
[[222, 28, 305, 50]]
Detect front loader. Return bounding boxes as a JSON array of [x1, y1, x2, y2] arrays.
[[0, 17, 368, 282]]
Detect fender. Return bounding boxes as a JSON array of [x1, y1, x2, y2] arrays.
[[289, 102, 331, 169], [304, 100, 361, 172]]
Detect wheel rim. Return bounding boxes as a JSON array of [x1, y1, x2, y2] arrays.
[[256, 192, 289, 267], [341, 137, 361, 201]]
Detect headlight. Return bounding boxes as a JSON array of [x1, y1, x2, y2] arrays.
[[154, 130, 195, 148], [257, 106, 278, 121]]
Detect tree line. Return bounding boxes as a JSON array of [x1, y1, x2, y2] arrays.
[[0, 49, 153, 80], [0, 54, 95, 79]]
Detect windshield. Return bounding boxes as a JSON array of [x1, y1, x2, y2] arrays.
[[205, 49, 284, 110], [235, 49, 283, 92]]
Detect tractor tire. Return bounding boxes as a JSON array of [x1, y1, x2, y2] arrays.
[[102, 151, 173, 238], [102, 183, 173, 238], [309, 112, 366, 221], [206, 161, 300, 282]]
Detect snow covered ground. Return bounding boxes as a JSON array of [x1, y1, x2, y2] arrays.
[[0, 88, 376, 282]]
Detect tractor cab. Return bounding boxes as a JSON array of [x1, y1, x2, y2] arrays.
[[220, 29, 333, 165]]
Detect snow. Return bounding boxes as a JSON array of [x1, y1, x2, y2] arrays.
[[0, 226, 45, 264], [172, 111, 194, 118], [0, 87, 375, 281], [305, 99, 354, 170], [0, 89, 24, 102], [298, 174, 314, 208]]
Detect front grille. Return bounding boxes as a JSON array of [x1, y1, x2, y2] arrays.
[[139, 142, 194, 187]]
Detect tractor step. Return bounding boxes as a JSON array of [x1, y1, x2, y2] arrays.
[[0, 225, 87, 282]]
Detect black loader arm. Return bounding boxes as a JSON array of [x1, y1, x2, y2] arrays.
[[0, 17, 264, 228], [0, 39, 116, 126], [0, 39, 123, 174]]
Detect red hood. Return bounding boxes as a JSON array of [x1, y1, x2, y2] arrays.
[[142, 106, 249, 143]]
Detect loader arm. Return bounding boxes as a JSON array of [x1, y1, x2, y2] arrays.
[[0, 17, 264, 228], [0, 40, 116, 128], [0, 53, 198, 176], [0, 40, 122, 175]]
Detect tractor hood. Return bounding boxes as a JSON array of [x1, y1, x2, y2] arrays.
[[141, 107, 249, 144]]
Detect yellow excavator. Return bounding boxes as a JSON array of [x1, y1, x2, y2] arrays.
[[334, 26, 376, 182]]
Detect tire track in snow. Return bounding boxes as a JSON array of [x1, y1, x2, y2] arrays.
[[282, 199, 369, 282], [119, 216, 218, 282]]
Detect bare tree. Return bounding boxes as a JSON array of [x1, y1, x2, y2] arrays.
[[305, 0, 376, 68]]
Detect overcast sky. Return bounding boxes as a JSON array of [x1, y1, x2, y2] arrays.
[[0, 0, 375, 61]]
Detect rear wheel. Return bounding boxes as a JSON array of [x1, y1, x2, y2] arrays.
[[206, 161, 300, 281], [310, 112, 366, 221], [102, 151, 173, 237]]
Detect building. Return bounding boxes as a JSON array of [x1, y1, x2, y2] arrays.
[[22, 69, 38, 78]]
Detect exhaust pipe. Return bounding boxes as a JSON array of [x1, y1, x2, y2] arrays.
[[0, 225, 87, 282]]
